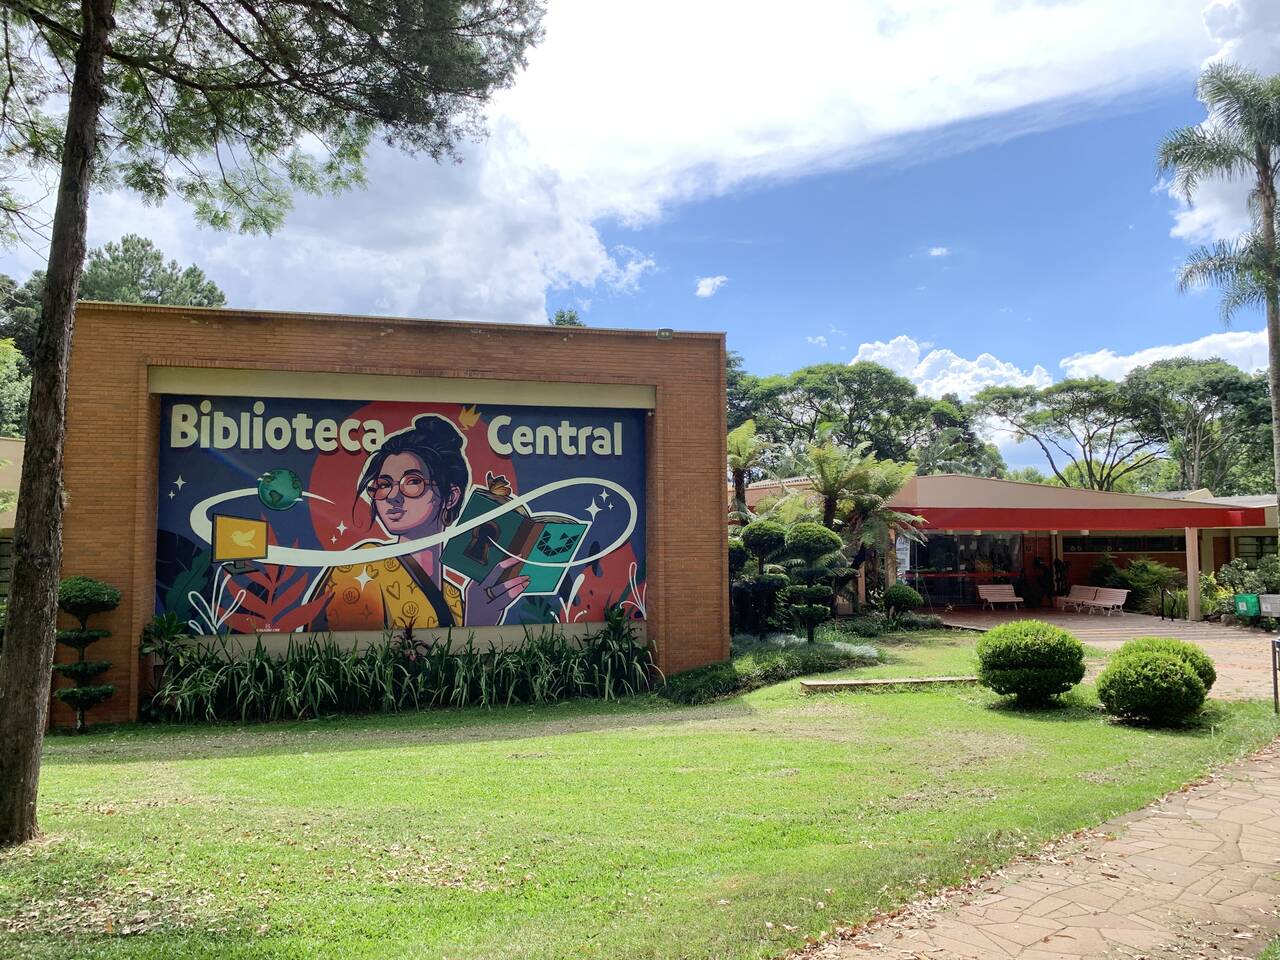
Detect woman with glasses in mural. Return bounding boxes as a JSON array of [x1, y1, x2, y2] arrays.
[[311, 414, 530, 630]]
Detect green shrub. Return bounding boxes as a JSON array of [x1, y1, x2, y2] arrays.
[[149, 609, 657, 722], [785, 522, 842, 573], [883, 584, 923, 615], [824, 616, 887, 639], [783, 582, 833, 642], [896, 611, 944, 631], [1090, 555, 1182, 611], [659, 643, 877, 705], [1217, 556, 1274, 595], [741, 520, 787, 566], [975, 620, 1085, 705], [727, 538, 747, 578], [1199, 572, 1230, 616], [54, 575, 121, 732], [1111, 636, 1215, 692], [1144, 588, 1188, 620], [58, 576, 123, 627], [1097, 651, 1206, 726], [659, 661, 741, 704]]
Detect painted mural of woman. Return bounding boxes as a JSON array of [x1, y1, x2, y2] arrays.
[[311, 414, 529, 630]]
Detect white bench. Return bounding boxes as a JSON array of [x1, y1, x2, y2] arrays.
[[977, 584, 1023, 610], [1056, 584, 1098, 612], [1081, 586, 1129, 616]]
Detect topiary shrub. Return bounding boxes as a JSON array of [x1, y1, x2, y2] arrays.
[[975, 619, 1085, 706], [785, 522, 842, 576], [727, 538, 747, 578], [740, 520, 787, 567], [53, 576, 122, 732], [1097, 651, 1206, 726], [1111, 636, 1215, 693], [783, 583, 834, 642], [58, 576, 123, 626], [883, 583, 923, 616]]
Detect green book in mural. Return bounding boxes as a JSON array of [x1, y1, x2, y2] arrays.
[[442, 490, 588, 595]]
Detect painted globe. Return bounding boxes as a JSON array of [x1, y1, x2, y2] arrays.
[[257, 468, 304, 511]]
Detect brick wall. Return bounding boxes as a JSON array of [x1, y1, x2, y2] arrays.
[[53, 302, 729, 725]]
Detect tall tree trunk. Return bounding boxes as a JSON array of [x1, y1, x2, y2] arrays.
[[1260, 153, 1280, 558], [732, 469, 746, 512], [0, 0, 113, 847]]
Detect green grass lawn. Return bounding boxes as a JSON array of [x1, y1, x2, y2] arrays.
[[1, 630, 1275, 960], [1263, 939, 1280, 960], [815, 628, 1109, 682]]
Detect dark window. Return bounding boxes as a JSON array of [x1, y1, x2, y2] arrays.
[[908, 533, 1022, 575], [1236, 536, 1277, 567], [1062, 535, 1185, 554]]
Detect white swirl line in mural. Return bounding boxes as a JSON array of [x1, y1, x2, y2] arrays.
[[188, 477, 638, 570]]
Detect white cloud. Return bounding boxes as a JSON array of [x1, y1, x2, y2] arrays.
[[851, 334, 1052, 400], [928, 246, 950, 257], [1164, 0, 1280, 242], [806, 335, 828, 348], [1059, 328, 1267, 379], [501, 0, 1213, 225], [694, 275, 729, 298], [0, 0, 1223, 321]]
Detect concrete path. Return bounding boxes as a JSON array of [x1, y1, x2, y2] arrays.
[[942, 610, 1278, 702], [805, 741, 1280, 960]]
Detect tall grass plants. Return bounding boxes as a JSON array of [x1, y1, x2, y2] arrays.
[[143, 609, 656, 722]]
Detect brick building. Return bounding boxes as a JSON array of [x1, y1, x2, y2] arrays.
[[53, 302, 729, 725]]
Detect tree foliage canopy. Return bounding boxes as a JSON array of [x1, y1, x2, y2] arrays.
[[974, 378, 1163, 491], [1, 0, 544, 234], [548, 308, 584, 327], [1125, 357, 1269, 492], [0, 234, 227, 365]]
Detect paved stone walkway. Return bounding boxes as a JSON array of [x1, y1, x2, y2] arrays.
[[806, 741, 1280, 960]]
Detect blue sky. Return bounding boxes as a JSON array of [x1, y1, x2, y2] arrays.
[[578, 89, 1253, 382]]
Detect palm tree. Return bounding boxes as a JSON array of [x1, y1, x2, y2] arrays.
[[727, 419, 771, 514], [794, 439, 924, 606], [1159, 62, 1280, 509], [796, 440, 924, 549]]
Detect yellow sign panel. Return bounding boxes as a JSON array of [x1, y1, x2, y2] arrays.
[[212, 514, 269, 562]]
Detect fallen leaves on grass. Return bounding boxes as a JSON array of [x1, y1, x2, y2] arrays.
[[0, 879, 226, 938]]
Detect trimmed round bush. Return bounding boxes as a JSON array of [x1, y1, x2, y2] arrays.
[[785, 522, 842, 561], [727, 538, 747, 578], [883, 583, 923, 615], [1097, 651, 1206, 726], [975, 620, 1085, 705], [58, 576, 122, 626], [741, 520, 787, 564], [1111, 636, 1215, 693]]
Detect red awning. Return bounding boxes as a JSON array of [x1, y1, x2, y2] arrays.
[[902, 506, 1266, 532]]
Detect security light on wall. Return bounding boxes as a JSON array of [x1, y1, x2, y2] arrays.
[[656, 328, 674, 340]]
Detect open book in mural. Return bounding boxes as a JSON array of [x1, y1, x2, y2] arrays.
[[155, 396, 647, 634]]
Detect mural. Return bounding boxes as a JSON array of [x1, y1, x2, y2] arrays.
[[156, 395, 647, 634]]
